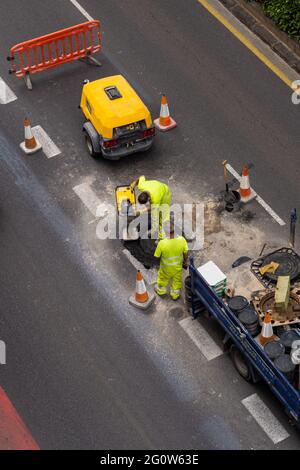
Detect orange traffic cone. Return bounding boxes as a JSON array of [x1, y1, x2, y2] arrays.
[[20, 118, 42, 154], [239, 166, 256, 203], [129, 270, 155, 310], [259, 311, 274, 346], [154, 94, 177, 132]]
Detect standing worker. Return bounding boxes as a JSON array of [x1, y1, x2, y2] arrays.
[[131, 175, 171, 240], [154, 217, 188, 300]]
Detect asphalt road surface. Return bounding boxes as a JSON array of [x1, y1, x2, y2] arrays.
[[0, 0, 299, 449]]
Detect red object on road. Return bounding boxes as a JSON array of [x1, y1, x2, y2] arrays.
[[238, 165, 256, 203], [0, 386, 39, 450], [154, 94, 177, 132], [8, 20, 101, 79]]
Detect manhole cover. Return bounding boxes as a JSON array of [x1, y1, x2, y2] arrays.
[[169, 307, 184, 320], [262, 252, 300, 282], [252, 288, 300, 327], [251, 247, 300, 287]]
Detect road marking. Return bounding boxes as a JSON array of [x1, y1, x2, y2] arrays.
[[31, 126, 61, 159], [0, 386, 39, 450], [242, 393, 290, 444], [255, 195, 286, 226], [73, 182, 102, 217], [122, 249, 157, 285], [225, 163, 286, 226], [179, 317, 223, 361], [0, 77, 17, 104], [69, 0, 94, 21], [198, 0, 300, 92]]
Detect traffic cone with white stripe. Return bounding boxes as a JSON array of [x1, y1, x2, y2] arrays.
[[20, 118, 42, 154], [129, 270, 155, 310], [239, 166, 256, 203], [259, 311, 274, 346], [154, 94, 177, 132]]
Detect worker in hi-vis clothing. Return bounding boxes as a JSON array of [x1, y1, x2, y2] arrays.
[[154, 217, 188, 300], [131, 175, 171, 239]]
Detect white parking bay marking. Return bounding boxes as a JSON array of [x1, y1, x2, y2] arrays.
[[69, 0, 94, 21], [0, 77, 17, 104], [31, 126, 61, 158], [242, 393, 289, 444], [179, 317, 223, 361], [123, 249, 157, 285], [73, 183, 103, 218], [225, 163, 285, 226]]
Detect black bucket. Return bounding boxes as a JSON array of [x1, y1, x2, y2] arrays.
[[264, 340, 285, 360], [280, 330, 300, 354], [238, 307, 260, 336], [185, 276, 191, 290], [228, 296, 249, 315], [184, 276, 205, 313], [223, 190, 241, 213], [274, 354, 296, 383]]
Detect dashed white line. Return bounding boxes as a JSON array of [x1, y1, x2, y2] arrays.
[[0, 77, 17, 104], [73, 182, 102, 217], [225, 163, 241, 182], [122, 249, 157, 285], [69, 0, 94, 21], [255, 195, 286, 226], [179, 317, 223, 361], [242, 393, 290, 444], [225, 163, 286, 226], [31, 126, 61, 159]]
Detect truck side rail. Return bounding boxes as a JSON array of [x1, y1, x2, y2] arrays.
[[189, 258, 300, 422]]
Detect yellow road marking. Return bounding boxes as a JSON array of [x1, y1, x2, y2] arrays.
[[198, 0, 295, 90]]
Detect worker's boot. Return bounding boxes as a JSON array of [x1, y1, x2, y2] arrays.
[[155, 285, 167, 297], [170, 289, 181, 301]]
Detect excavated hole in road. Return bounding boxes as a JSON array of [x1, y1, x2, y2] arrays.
[[123, 238, 160, 269], [122, 221, 191, 269]]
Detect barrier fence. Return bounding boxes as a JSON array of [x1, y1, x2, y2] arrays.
[[8, 20, 101, 89]]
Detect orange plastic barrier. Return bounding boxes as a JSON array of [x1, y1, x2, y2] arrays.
[[8, 21, 101, 79]]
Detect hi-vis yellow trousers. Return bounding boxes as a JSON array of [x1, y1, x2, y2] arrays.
[[156, 265, 183, 300]]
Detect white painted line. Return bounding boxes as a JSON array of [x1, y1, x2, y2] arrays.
[[225, 163, 286, 226], [73, 182, 102, 217], [179, 317, 223, 361], [225, 163, 241, 182], [0, 77, 17, 104], [255, 195, 286, 226], [242, 393, 289, 444], [31, 125, 61, 159], [69, 0, 94, 21], [122, 249, 157, 285]]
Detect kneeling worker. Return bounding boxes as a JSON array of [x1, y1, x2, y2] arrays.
[[154, 217, 188, 300], [131, 175, 171, 239]]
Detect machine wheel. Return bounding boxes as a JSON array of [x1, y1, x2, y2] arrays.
[[230, 345, 253, 382], [85, 133, 100, 158]]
